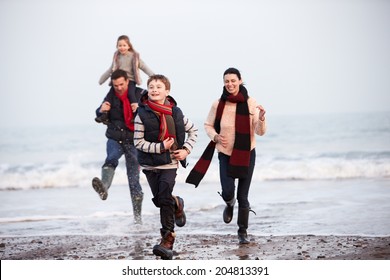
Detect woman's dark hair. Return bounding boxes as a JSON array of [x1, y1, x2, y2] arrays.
[[223, 67, 241, 80]]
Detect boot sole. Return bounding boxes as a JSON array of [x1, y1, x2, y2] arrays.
[[92, 177, 108, 200], [239, 238, 250, 244], [153, 245, 173, 260]]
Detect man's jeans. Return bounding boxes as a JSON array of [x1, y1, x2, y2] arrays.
[[104, 138, 143, 197]]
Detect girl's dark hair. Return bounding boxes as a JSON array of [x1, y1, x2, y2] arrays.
[[117, 35, 134, 52], [223, 67, 241, 80]]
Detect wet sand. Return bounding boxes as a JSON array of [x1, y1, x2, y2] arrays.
[[1, 234, 389, 260]]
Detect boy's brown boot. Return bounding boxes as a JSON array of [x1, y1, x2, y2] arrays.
[[153, 230, 176, 260], [173, 196, 186, 227]]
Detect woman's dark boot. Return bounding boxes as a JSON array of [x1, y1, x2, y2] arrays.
[[153, 229, 176, 260], [223, 198, 236, 224], [237, 207, 250, 244]]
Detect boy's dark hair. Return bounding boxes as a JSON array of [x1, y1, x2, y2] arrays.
[[223, 67, 242, 80], [111, 69, 128, 81], [147, 74, 171, 90]]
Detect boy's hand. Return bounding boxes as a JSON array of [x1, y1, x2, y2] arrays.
[[173, 149, 188, 161], [131, 103, 138, 112], [163, 137, 175, 150]]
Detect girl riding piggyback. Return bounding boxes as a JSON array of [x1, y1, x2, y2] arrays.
[[99, 35, 154, 105]]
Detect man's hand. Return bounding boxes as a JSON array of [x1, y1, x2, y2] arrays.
[[100, 101, 111, 112]]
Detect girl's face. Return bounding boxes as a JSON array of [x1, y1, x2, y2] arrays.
[[224, 74, 242, 96], [148, 79, 170, 104], [117, 39, 130, 55]]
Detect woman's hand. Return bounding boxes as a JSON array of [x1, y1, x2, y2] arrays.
[[214, 134, 228, 148], [257, 105, 266, 121]]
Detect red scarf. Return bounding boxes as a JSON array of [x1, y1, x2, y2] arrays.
[[146, 100, 175, 141], [115, 91, 134, 131]]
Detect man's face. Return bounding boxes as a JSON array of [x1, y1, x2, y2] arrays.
[[112, 77, 128, 96]]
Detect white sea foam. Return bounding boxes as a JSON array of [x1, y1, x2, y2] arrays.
[[0, 112, 390, 237], [1, 153, 389, 190], [3, 111, 389, 189]]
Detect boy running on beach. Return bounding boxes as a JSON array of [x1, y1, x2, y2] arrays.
[[134, 74, 197, 260]]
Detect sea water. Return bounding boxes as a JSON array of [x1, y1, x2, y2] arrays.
[[0, 112, 389, 237]]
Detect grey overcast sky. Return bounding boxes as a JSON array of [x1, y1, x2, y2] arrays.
[[0, 0, 389, 127]]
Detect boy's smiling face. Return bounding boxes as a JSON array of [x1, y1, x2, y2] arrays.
[[147, 79, 170, 104]]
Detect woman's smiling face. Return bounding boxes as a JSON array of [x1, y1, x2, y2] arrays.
[[224, 73, 242, 96]]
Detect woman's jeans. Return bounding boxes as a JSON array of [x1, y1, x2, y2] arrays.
[[103, 138, 143, 197], [218, 149, 256, 209]]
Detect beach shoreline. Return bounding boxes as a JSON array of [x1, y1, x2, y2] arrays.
[[1, 234, 389, 260]]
